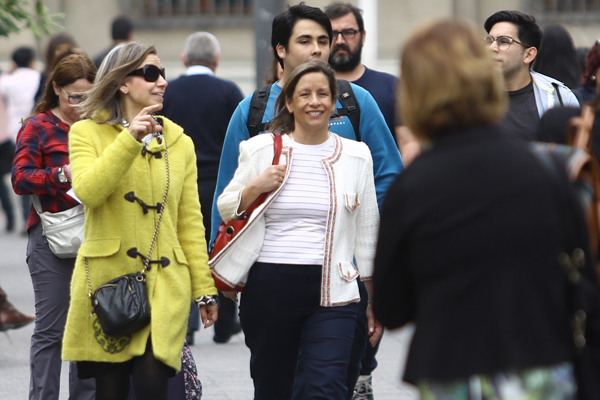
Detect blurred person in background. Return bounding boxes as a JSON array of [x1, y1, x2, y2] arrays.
[[574, 43, 600, 104], [484, 11, 579, 141], [0, 93, 15, 232], [93, 16, 135, 68], [35, 33, 79, 104], [533, 24, 581, 90], [0, 284, 35, 331], [374, 19, 596, 400], [0, 47, 41, 234], [160, 31, 244, 345], [324, 1, 419, 167], [12, 53, 97, 400]]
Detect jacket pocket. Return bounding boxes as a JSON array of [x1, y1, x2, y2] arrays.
[[173, 246, 189, 266], [78, 237, 120, 258], [344, 193, 361, 213], [338, 261, 359, 282]]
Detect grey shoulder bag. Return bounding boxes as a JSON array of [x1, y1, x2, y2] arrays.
[[32, 194, 85, 259]]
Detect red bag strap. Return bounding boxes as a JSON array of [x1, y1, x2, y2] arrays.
[[241, 134, 283, 218]]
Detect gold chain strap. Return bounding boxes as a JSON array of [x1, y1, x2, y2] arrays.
[[85, 134, 170, 298]]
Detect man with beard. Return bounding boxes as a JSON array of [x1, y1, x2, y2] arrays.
[[484, 10, 578, 141], [325, 2, 420, 166]]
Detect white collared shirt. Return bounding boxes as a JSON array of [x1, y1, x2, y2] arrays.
[[185, 65, 214, 77]]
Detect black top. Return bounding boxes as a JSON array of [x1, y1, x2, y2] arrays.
[[160, 73, 244, 181], [499, 81, 539, 141], [538, 106, 600, 163], [353, 66, 399, 138], [373, 125, 592, 383]]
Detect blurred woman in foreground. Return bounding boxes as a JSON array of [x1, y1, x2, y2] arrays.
[[373, 20, 596, 399]]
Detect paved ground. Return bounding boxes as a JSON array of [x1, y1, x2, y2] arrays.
[[0, 200, 419, 399]]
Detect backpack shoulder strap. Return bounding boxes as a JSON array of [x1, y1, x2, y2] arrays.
[[552, 82, 565, 107], [334, 79, 361, 141], [247, 84, 272, 138]]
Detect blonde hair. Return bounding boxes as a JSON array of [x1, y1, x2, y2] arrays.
[[78, 41, 157, 125], [400, 19, 507, 143]]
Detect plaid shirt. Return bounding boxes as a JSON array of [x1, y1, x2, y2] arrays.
[[11, 109, 79, 230]]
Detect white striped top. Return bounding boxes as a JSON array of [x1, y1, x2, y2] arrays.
[[257, 133, 334, 265]]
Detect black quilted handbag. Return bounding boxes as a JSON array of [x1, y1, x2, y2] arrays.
[[91, 272, 150, 338]]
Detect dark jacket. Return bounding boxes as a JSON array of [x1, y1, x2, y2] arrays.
[[373, 125, 592, 383], [160, 73, 243, 181]]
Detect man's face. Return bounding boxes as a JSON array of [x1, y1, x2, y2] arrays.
[[329, 13, 364, 72], [277, 19, 330, 73], [487, 22, 529, 81]]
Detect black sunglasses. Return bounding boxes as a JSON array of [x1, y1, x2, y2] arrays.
[[128, 65, 166, 82]]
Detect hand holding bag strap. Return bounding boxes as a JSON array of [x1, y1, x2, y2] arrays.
[[85, 133, 170, 299], [209, 133, 283, 291], [238, 133, 283, 219]]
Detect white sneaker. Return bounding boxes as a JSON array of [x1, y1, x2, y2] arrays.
[[353, 375, 374, 400]]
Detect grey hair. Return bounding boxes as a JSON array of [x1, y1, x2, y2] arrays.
[[184, 32, 221, 66], [79, 41, 157, 125]]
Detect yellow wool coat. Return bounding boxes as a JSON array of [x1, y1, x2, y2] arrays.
[[62, 116, 217, 372]]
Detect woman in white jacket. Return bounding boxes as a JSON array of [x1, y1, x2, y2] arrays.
[[217, 59, 380, 400]]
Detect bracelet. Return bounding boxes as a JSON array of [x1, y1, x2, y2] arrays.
[[367, 300, 373, 304], [195, 295, 219, 307]]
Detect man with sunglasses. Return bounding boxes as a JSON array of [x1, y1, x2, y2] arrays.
[[484, 10, 578, 141], [325, 2, 420, 167]]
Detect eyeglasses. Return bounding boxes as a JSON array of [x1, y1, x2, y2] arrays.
[[484, 35, 526, 51], [59, 86, 86, 105], [128, 65, 166, 82], [332, 29, 360, 40]]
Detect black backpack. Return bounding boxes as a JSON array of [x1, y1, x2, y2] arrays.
[[246, 79, 361, 141]]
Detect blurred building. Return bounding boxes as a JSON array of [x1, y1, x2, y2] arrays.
[[0, 0, 598, 94]]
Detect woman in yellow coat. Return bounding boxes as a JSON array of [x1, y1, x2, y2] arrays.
[[62, 42, 218, 399]]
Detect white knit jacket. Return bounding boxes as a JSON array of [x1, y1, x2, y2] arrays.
[[217, 133, 379, 307]]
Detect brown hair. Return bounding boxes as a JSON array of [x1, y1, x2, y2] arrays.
[[27, 54, 96, 122], [43, 33, 78, 74], [268, 59, 338, 135], [400, 19, 507, 142], [79, 41, 156, 125]]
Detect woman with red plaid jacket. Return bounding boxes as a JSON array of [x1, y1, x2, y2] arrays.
[[11, 53, 96, 400]]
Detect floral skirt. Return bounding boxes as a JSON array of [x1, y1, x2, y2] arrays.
[[418, 362, 576, 400]]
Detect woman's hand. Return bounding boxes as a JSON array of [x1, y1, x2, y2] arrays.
[[363, 280, 382, 346], [238, 164, 286, 213], [200, 305, 219, 329], [222, 291, 238, 302], [366, 303, 383, 346], [127, 104, 163, 140], [64, 164, 72, 182]]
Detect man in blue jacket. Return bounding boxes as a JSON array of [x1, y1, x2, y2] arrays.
[[211, 3, 402, 399]]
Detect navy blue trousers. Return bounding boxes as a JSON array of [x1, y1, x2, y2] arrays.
[[240, 262, 358, 400]]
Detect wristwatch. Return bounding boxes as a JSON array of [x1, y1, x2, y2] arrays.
[[57, 167, 68, 183]]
